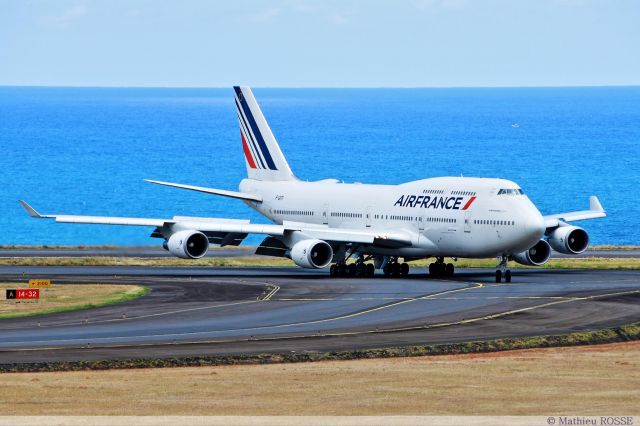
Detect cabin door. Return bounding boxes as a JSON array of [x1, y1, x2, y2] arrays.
[[464, 211, 472, 233], [322, 204, 329, 225]]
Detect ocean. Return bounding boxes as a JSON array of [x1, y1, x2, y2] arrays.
[[1, 86, 638, 246]]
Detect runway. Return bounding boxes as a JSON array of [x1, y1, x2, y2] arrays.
[[1, 266, 639, 364]]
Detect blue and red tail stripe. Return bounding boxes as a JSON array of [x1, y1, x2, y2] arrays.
[[233, 86, 278, 171], [240, 131, 257, 169], [237, 108, 265, 169]]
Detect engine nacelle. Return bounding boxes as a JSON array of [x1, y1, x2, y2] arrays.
[[290, 239, 333, 269], [512, 239, 552, 266], [547, 226, 589, 254], [166, 230, 209, 259]]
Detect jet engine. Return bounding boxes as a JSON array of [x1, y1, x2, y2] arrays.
[[547, 226, 589, 254], [290, 239, 333, 269], [512, 239, 551, 266], [165, 230, 209, 259]]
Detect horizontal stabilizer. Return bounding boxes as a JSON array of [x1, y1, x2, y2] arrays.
[[145, 179, 262, 202]]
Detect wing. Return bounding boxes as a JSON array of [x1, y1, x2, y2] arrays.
[[19, 201, 412, 248], [543, 196, 606, 229], [144, 179, 262, 202]]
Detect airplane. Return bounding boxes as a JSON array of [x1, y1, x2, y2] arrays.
[[19, 86, 607, 283]]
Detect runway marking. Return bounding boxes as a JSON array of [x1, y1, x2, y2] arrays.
[[417, 288, 640, 331], [247, 281, 485, 330], [261, 284, 280, 301], [273, 295, 581, 302]]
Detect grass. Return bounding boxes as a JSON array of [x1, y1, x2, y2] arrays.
[[411, 256, 640, 270], [590, 245, 640, 250], [1, 341, 638, 415], [0, 283, 149, 319], [0, 256, 296, 267], [1, 255, 640, 269]]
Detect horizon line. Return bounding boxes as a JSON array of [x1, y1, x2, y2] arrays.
[[1, 84, 640, 90]]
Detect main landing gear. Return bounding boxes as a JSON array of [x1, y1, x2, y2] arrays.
[[495, 256, 512, 283], [428, 257, 454, 278], [330, 259, 375, 278], [382, 258, 410, 278]]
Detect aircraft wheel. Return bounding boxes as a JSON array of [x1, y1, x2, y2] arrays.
[[428, 263, 434, 276], [400, 262, 409, 277], [383, 264, 391, 277], [505, 270, 512, 283], [338, 264, 347, 277], [329, 264, 336, 277], [366, 263, 375, 278], [392, 262, 401, 277], [445, 263, 454, 277], [348, 263, 357, 277], [495, 270, 502, 283]]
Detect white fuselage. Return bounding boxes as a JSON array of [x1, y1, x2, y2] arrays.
[[240, 176, 546, 258]]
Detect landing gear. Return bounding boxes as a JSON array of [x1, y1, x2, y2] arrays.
[[400, 262, 409, 277], [495, 256, 512, 283], [382, 257, 410, 278], [330, 255, 375, 278], [429, 257, 454, 278]]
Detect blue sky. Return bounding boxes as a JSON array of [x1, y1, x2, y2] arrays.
[[1, 0, 639, 87]]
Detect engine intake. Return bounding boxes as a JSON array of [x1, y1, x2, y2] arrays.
[[290, 239, 333, 269], [166, 230, 209, 259], [512, 239, 551, 266], [547, 226, 589, 254]]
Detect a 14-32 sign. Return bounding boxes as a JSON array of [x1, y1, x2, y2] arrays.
[[6, 289, 40, 300]]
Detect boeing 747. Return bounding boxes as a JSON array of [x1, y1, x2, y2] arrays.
[[20, 86, 606, 282]]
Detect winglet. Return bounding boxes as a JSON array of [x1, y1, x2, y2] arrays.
[[19, 200, 43, 218], [589, 196, 604, 212]]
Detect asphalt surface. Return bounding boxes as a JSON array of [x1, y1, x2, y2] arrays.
[[1, 266, 639, 364], [1, 247, 639, 258]]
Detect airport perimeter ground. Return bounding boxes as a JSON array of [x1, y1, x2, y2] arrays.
[[1, 247, 639, 417], [2, 342, 639, 416]]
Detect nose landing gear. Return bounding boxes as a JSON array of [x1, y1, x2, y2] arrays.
[[496, 256, 512, 283]]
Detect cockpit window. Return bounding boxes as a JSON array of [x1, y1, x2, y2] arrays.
[[498, 188, 524, 195]]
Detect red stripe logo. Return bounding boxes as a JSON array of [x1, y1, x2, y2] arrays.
[[462, 196, 476, 210], [241, 132, 257, 169]]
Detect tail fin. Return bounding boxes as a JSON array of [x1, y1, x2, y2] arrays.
[[233, 86, 295, 181]]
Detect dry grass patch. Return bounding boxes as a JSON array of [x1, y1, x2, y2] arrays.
[[1, 342, 639, 416], [0, 283, 148, 319], [0, 256, 295, 267]]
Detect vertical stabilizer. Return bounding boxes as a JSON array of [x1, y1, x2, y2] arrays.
[[234, 86, 295, 181]]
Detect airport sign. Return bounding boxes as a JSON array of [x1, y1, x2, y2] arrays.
[[6, 289, 40, 300], [29, 279, 51, 288]]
